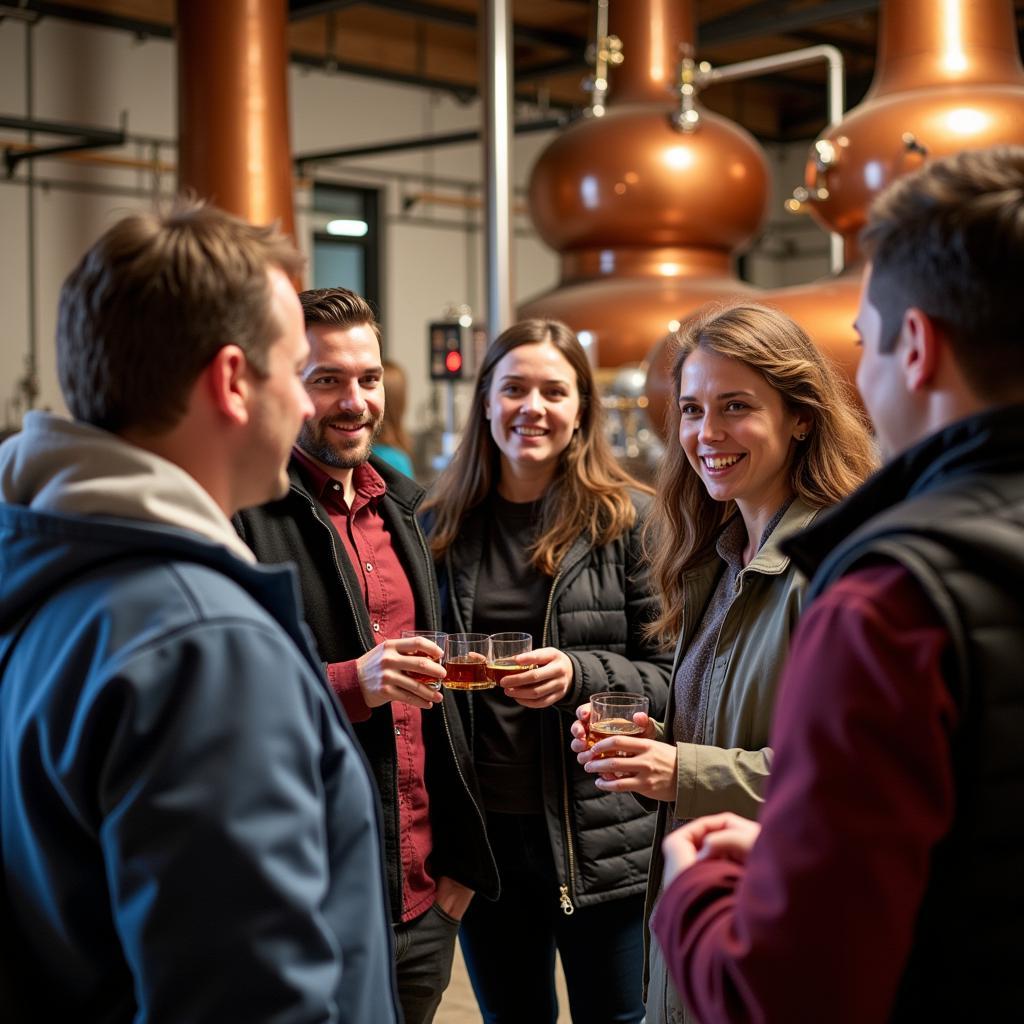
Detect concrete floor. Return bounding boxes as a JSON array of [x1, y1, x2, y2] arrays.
[[436, 944, 572, 1023]]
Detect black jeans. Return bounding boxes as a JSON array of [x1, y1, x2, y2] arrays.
[[393, 901, 461, 1024], [459, 812, 645, 1024]]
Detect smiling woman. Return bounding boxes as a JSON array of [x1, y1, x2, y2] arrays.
[[421, 319, 672, 1023], [594, 302, 877, 1023]]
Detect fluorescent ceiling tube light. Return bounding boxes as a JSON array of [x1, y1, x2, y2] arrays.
[[326, 218, 368, 237]]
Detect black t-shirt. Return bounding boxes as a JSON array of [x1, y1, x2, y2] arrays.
[[470, 492, 549, 814]]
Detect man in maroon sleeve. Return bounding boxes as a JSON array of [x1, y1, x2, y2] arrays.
[[651, 146, 1024, 1021], [235, 288, 498, 1024]]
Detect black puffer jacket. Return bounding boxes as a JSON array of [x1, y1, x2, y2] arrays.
[[235, 456, 499, 920], [435, 491, 672, 914]]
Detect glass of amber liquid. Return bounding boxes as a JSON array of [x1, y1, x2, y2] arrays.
[[401, 630, 447, 690], [588, 692, 649, 759], [443, 633, 493, 690], [487, 632, 535, 685]]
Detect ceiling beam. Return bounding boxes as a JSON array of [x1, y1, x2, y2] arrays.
[[700, 0, 879, 47], [17, 1, 173, 38], [289, 0, 585, 52]]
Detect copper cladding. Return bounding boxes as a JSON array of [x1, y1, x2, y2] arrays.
[[521, 0, 770, 370], [177, 0, 296, 240]]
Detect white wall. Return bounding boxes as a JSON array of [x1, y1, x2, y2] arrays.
[[0, 14, 832, 435]]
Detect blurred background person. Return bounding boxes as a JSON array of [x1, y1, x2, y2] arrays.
[[422, 318, 672, 1024], [374, 359, 415, 477], [571, 303, 876, 1023]]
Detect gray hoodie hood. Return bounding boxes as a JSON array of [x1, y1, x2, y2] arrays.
[[0, 411, 254, 564]]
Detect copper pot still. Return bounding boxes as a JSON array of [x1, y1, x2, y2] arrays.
[[643, 0, 1024, 438], [519, 0, 771, 393], [762, 0, 1024, 387]]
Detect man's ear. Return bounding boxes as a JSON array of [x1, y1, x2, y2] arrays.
[[204, 344, 252, 426], [899, 308, 941, 393]]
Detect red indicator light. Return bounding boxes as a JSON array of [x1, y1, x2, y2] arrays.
[[445, 351, 462, 373]]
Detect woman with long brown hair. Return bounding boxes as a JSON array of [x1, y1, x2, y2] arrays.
[[423, 318, 672, 1023], [570, 303, 876, 1023]]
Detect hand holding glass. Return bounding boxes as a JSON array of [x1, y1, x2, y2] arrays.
[[486, 632, 535, 685], [443, 633, 492, 690], [588, 692, 650, 758], [401, 630, 447, 690]]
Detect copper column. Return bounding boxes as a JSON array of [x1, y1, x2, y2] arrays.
[[177, 0, 296, 239]]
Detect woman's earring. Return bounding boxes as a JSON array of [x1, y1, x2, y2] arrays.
[[796, 432, 808, 441]]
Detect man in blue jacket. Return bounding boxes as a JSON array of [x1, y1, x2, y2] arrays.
[[0, 202, 398, 1022]]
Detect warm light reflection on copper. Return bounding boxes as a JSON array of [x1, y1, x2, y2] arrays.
[[941, 0, 968, 73], [945, 107, 990, 134], [649, 0, 666, 90], [664, 146, 695, 170]]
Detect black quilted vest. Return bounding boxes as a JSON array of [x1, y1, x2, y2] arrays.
[[784, 404, 1024, 1018]]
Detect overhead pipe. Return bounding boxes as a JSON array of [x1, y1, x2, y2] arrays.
[[482, 0, 514, 340], [295, 117, 564, 172], [694, 45, 846, 271]]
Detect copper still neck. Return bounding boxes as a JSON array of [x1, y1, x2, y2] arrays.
[[869, 0, 1023, 96], [177, 0, 296, 240], [609, 0, 695, 103]]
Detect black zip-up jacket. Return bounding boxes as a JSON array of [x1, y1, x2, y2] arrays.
[[434, 491, 672, 914], [784, 403, 1024, 1019], [235, 456, 499, 920]]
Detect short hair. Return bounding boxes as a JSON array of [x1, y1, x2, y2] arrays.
[[644, 302, 877, 646], [299, 287, 381, 344], [57, 197, 304, 434], [861, 145, 1024, 400]]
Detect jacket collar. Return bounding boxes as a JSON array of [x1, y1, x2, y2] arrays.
[[286, 451, 425, 512], [784, 403, 1024, 581], [742, 497, 819, 578]]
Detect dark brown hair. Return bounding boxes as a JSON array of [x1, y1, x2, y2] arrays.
[[644, 303, 876, 647], [57, 197, 304, 434], [423, 318, 650, 575], [861, 145, 1024, 399], [299, 286, 382, 344]]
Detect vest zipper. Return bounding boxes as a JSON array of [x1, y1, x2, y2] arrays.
[[543, 568, 578, 915]]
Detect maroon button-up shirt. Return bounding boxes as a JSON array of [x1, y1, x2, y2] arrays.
[[293, 447, 436, 922]]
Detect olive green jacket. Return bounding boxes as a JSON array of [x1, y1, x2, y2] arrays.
[[644, 498, 818, 1016]]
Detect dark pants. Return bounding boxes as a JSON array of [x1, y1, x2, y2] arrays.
[[459, 812, 646, 1024], [393, 901, 461, 1024]]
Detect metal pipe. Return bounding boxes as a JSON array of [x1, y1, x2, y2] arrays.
[[482, 0, 514, 341], [699, 44, 846, 271], [24, 17, 38, 413], [296, 117, 563, 170]]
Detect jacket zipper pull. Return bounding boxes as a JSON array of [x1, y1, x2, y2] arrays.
[[558, 884, 575, 916]]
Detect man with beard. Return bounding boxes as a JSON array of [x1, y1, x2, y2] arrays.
[[235, 287, 497, 1024]]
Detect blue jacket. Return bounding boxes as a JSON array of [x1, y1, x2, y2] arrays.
[[0, 504, 398, 1023]]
